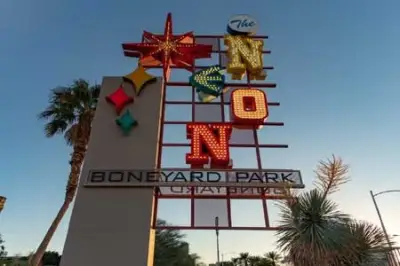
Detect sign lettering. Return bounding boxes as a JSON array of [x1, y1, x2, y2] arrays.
[[186, 123, 232, 168], [85, 169, 304, 189], [224, 35, 266, 80], [227, 15, 258, 35], [231, 88, 268, 129]]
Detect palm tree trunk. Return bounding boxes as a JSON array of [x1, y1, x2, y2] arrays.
[[29, 142, 87, 266], [29, 200, 70, 266]]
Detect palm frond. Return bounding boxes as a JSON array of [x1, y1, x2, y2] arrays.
[[64, 124, 80, 146], [38, 80, 100, 145], [43, 119, 69, 138], [265, 251, 281, 262], [313, 154, 350, 198], [239, 252, 249, 259], [340, 220, 392, 265]]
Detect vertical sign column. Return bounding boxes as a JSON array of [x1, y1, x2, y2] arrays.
[[60, 77, 164, 266], [192, 36, 230, 228]]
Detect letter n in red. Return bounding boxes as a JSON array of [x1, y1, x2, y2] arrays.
[[186, 123, 232, 168]]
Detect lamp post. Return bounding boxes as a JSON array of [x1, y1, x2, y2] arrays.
[[370, 190, 400, 250], [215, 216, 220, 265]]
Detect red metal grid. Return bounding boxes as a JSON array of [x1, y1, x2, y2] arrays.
[[147, 35, 287, 230]]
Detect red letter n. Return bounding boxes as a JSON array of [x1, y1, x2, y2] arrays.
[[186, 123, 232, 168]]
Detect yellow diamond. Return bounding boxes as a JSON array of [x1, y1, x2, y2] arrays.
[[124, 65, 157, 96]]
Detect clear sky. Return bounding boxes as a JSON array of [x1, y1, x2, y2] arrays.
[[1, 0, 400, 264]]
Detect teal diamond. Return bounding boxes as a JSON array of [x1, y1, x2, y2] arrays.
[[116, 110, 138, 135]]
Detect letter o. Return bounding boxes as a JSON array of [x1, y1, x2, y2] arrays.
[[230, 88, 268, 129]]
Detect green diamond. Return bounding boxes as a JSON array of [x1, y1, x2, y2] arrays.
[[116, 110, 138, 135]]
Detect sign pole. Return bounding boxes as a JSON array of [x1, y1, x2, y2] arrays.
[[370, 190, 393, 250], [215, 216, 220, 265]]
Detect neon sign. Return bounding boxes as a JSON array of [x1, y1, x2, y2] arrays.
[[230, 88, 268, 129], [185, 123, 233, 169], [224, 36, 266, 80], [189, 65, 225, 103], [186, 27, 271, 168], [106, 13, 272, 166]]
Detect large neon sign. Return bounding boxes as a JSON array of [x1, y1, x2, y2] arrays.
[[105, 13, 273, 169]]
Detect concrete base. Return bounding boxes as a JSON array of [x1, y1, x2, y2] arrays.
[[60, 77, 163, 266]]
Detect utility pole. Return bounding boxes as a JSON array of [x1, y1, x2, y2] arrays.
[[215, 216, 220, 266], [370, 190, 393, 250]]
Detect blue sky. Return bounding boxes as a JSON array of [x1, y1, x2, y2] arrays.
[[1, 0, 400, 264]]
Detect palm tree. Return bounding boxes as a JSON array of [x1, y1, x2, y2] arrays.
[[239, 252, 250, 266], [248, 255, 263, 266], [29, 79, 100, 266], [0, 234, 7, 259], [264, 251, 281, 266], [188, 253, 201, 266], [154, 219, 202, 266], [275, 155, 390, 265], [232, 254, 274, 266]]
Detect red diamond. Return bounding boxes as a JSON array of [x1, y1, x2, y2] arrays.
[[106, 86, 134, 115]]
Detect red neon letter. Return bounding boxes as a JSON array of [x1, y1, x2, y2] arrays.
[[186, 123, 232, 168], [230, 88, 268, 129]]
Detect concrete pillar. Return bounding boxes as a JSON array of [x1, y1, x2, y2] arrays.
[[60, 77, 163, 266]]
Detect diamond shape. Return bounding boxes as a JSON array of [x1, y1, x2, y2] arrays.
[[197, 87, 229, 103], [116, 110, 138, 135], [106, 86, 134, 115], [124, 65, 157, 96]]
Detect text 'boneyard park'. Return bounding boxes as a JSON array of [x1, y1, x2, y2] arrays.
[[85, 169, 304, 188]]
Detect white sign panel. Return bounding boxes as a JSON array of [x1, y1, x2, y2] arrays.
[[227, 14, 258, 35], [84, 169, 304, 191]]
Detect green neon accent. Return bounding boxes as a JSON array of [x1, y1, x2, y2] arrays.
[[116, 109, 138, 135]]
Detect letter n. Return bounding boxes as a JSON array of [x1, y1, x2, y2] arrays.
[[224, 35, 266, 80], [186, 123, 232, 168]]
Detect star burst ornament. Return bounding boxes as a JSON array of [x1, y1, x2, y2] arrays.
[[122, 13, 213, 81]]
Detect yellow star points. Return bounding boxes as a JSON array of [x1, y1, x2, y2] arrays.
[[124, 65, 157, 96]]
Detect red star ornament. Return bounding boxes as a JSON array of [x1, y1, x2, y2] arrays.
[[122, 13, 213, 81]]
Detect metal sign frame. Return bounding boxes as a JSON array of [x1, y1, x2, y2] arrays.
[[139, 34, 293, 230]]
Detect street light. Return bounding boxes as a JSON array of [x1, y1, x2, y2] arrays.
[[370, 190, 400, 250], [215, 216, 220, 265]]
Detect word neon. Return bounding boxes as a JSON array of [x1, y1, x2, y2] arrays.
[[186, 31, 270, 169]]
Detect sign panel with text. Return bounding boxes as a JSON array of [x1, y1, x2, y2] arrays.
[[85, 168, 304, 191]]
